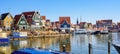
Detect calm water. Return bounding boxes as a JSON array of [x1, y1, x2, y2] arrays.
[[0, 33, 119, 54]]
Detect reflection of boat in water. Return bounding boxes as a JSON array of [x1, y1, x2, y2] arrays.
[[0, 32, 9, 43], [11, 48, 69, 54], [112, 33, 120, 54], [0, 43, 9, 46]]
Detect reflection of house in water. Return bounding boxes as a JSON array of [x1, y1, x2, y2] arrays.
[[0, 46, 12, 54], [113, 33, 120, 41], [11, 40, 28, 50], [59, 38, 71, 52], [29, 37, 60, 49]]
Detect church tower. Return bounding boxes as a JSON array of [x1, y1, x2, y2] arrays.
[[76, 17, 79, 25]]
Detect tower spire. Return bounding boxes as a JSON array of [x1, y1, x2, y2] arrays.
[[76, 17, 79, 25]]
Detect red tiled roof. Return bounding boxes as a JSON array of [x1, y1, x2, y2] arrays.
[[79, 22, 86, 25], [14, 14, 22, 25], [102, 20, 112, 22], [46, 19, 50, 22], [22, 11, 35, 18], [59, 16, 71, 24], [117, 22, 120, 26], [96, 20, 103, 24], [41, 16, 46, 20], [22, 11, 35, 25], [51, 22, 54, 27], [26, 18, 32, 25], [55, 21, 59, 28], [96, 20, 112, 24]]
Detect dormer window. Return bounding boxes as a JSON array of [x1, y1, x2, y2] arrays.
[[27, 15, 32, 18], [37, 12, 39, 14]]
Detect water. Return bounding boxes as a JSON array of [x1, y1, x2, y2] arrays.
[[0, 33, 119, 54]]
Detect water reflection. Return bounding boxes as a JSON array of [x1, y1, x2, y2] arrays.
[[0, 33, 120, 54], [0, 44, 11, 54]]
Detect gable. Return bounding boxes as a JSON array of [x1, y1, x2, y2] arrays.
[[59, 17, 71, 25], [18, 15, 28, 25], [60, 20, 70, 28], [22, 11, 35, 25], [4, 14, 13, 22], [0, 13, 9, 20], [32, 12, 40, 22], [62, 20, 68, 25], [14, 15, 21, 25]]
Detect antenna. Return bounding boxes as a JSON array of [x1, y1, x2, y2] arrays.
[[8, 8, 11, 13]]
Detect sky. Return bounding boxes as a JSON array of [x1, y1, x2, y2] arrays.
[[0, 0, 120, 24]]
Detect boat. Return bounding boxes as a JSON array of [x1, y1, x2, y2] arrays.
[[91, 30, 101, 35], [0, 32, 9, 43], [11, 48, 69, 54], [73, 29, 87, 34], [112, 33, 120, 54], [8, 31, 28, 39], [100, 30, 109, 34], [112, 41, 120, 54]]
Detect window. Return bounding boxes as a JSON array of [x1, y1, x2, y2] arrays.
[[8, 15, 11, 18], [64, 25, 67, 28], [20, 21, 25, 24], [10, 21, 12, 24], [6, 21, 8, 24], [27, 15, 32, 18]]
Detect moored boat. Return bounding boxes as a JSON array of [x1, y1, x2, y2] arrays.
[[11, 48, 69, 54], [100, 30, 109, 34], [73, 29, 87, 34], [0, 32, 9, 43], [8, 31, 28, 39], [111, 33, 120, 54], [112, 41, 120, 54], [91, 30, 101, 35]]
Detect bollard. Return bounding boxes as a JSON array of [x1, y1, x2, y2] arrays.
[[88, 43, 92, 54], [108, 41, 110, 54], [62, 44, 66, 52]]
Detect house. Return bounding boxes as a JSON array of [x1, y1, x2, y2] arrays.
[[41, 16, 46, 27], [46, 19, 50, 26], [14, 14, 29, 30], [51, 22, 56, 30], [79, 22, 87, 29], [59, 16, 71, 32], [87, 23, 93, 29], [50, 21, 60, 30], [22, 11, 42, 29], [46, 19, 51, 29], [96, 19, 112, 30], [117, 22, 120, 28], [55, 21, 59, 29], [0, 13, 14, 30]]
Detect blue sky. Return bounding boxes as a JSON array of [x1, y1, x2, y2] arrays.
[[0, 0, 120, 24]]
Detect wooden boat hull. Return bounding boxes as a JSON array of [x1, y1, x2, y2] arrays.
[[112, 43, 120, 54]]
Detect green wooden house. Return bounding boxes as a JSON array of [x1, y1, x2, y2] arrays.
[[14, 14, 29, 30]]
